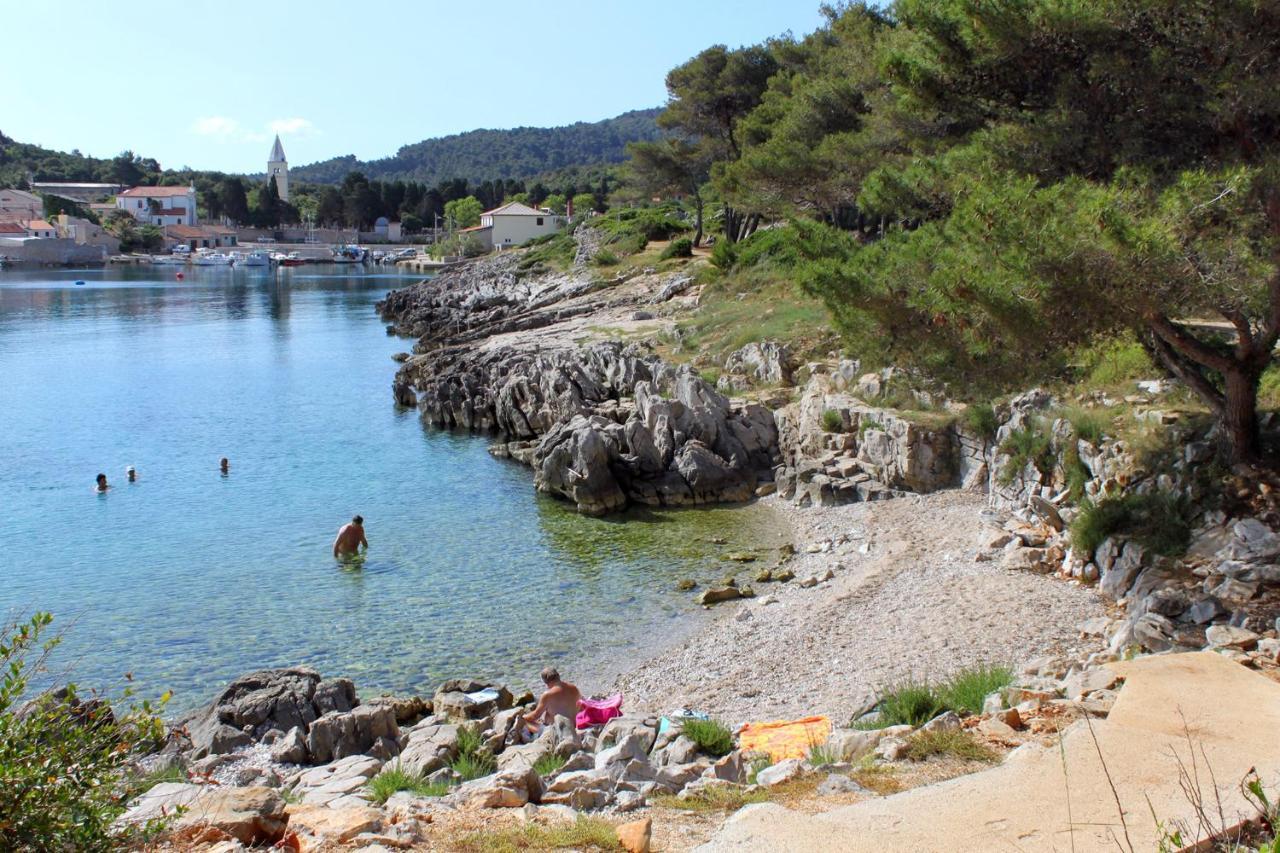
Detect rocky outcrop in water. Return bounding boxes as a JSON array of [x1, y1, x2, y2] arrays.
[[378, 243, 780, 515]]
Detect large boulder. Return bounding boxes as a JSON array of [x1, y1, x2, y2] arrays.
[[456, 766, 543, 809], [397, 723, 461, 775], [178, 667, 323, 758], [121, 784, 287, 846]]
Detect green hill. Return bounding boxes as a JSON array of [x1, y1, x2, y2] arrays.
[[289, 108, 662, 185]]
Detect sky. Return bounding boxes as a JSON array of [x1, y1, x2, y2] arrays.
[[0, 1, 827, 173]]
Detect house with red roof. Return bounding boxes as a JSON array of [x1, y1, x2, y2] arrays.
[[116, 185, 197, 226]]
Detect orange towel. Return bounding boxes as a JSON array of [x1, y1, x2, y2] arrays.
[[737, 715, 832, 762]]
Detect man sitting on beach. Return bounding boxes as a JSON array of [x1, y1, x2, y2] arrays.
[[521, 667, 581, 739], [332, 515, 368, 558]]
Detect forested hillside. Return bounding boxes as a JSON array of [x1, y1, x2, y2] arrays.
[[289, 109, 661, 185], [0, 132, 161, 187]]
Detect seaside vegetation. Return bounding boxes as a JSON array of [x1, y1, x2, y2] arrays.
[[619, 0, 1280, 466], [366, 765, 451, 804], [905, 729, 998, 764], [856, 665, 1014, 728], [533, 753, 567, 776], [453, 815, 623, 853], [1070, 492, 1192, 558], [0, 612, 170, 850], [821, 409, 844, 433], [449, 726, 497, 781], [680, 718, 735, 757]]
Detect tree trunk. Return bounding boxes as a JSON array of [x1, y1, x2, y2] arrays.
[[692, 194, 704, 247], [1224, 365, 1262, 464]]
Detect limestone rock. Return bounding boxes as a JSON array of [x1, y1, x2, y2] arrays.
[[174, 787, 287, 846], [616, 816, 653, 853], [756, 758, 806, 787], [285, 803, 384, 844], [1205, 625, 1259, 650], [456, 766, 543, 809]]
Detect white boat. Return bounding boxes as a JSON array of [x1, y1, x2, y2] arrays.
[[150, 254, 188, 265], [232, 250, 273, 267], [191, 250, 234, 266]]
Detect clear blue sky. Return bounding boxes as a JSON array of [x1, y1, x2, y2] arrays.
[[0, 1, 827, 173]]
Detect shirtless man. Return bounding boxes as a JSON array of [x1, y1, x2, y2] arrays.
[[332, 515, 368, 558], [522, 667, 582, 738], [94, 473, 110, 492]]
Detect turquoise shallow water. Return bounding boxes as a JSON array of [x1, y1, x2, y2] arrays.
[[0, 266, 782, 713]]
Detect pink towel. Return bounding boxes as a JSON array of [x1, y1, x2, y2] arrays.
[[576, 693, 623, 729]]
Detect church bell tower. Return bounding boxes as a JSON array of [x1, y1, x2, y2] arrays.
[[268, 135, 289, 202]]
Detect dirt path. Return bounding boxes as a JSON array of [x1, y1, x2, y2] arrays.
[[614, 491, 1108, 726]]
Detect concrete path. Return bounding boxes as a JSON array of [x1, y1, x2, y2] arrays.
[[696, 653, 1280, 852]]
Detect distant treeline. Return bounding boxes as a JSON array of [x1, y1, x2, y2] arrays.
[[288, 109, 662, 185]]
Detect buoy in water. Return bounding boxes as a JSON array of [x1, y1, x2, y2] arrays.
[[176, 272, 184, 280], [74, 280, 86, 286]]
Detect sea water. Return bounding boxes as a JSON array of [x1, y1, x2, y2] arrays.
[[0, 265, 783, 713]]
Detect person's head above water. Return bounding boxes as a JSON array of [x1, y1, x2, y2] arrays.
[[126, 466, 136, 481], [540, 666, 561, 685], [219, 457, 229, 470], [96, 473, 107, 486], [353, 515, 363, 526]]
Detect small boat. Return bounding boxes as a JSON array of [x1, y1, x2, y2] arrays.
[[232, 250, 273, 267], [330, 245, 368, 264], [191, 250, 234, 266], [151, 254, 189, 265]]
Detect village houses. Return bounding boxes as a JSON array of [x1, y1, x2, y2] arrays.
[[116, 185, 197, 226], [0, 188, 42, 223]]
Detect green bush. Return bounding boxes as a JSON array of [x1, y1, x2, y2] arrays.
[[681, 718, 735, 757], [0, 613, 169, 850], [872, 681, 945, 728], [733, 225, 805, 270], [533, 753, 567, 776], [449, 725, 496, 781], [366, 765, 450, 804], [1062, 406, 1109, 444], [998, 421, 1054, 485], [938, 664, 1013, 714], [591, 249, 619, 267], [960, 403, 999, 439], [905, 729, 997, 763], [710, 239, 739, 270], [660, 237, 694, 260], [821, 409, 845, 433], [1070, 491, 1190, 557], [1077, 335, 1155, 388]]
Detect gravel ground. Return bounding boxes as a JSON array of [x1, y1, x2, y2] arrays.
[[612, 490, 1108, 727]]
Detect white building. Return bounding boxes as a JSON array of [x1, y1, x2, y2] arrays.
[[460, 202, 566, 251], [0, 188, 42, 223], [116, 185, 197, 226], [23, 219, 57, 238], [267, 135, 289, 202]]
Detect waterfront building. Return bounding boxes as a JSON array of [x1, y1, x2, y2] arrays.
[[30, 182, 123, 203], [0, 188, 42, 223], [268, 135, 289, 202], [23, 219, 57, 238], [117, 185, 198, 226], [460, 201, 566, 251], [164, 224, 238, 250]]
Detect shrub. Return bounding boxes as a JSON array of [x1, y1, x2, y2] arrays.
[[961, 403, 999, 439], [807, 742, 839, 767], [454, 816, 623, 852], [1070, 492, 1190, 557], [1078, 335, 1155, 388], [998, 421, 1054, 485], [1063, 405, 1110, 444], [450, 726, 496, 780], [591, 249, 619, 267], [905, 730, 998, 763], [365, 765, 450, 804], [682, 718, 735, 757], [0, 613, 169, 850], [938, 664, 1013, 714], [733, 224, 805, 269], [1261, 365, 1280, 410], [657, 784, 770, 813], [660, 237, 694, 260], [821, 408, 844, 433], [874, 681, 945, 728], [533, 753, 566, 776], [710, 239, 738, 270]]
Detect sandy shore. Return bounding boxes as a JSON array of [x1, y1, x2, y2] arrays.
[[610, 490, 1109, 727]]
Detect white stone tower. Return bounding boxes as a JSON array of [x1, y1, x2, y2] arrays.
[[267, 135, 289, 202]]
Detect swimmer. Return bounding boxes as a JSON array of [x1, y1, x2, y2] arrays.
[[126, 466, 137, 482], [332, 515, 368, 558], [95, 473, 110, 492], [219, 457, 229, 474]]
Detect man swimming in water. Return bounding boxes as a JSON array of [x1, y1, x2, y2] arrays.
[[332, 515, 368, 558], [95, 473, 110, 492]]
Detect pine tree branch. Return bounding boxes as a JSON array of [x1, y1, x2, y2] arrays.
[[1145, 312, 1235, 374], [1146, 328, 1226, 415]]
